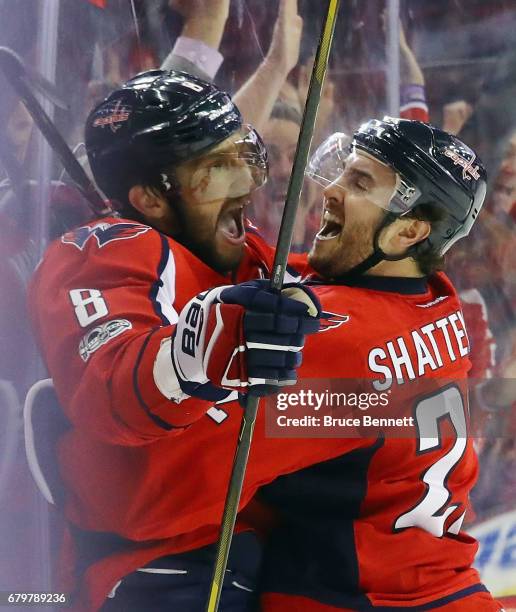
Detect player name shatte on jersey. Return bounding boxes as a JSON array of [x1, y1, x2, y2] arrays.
[[264, 304, 472, 438]]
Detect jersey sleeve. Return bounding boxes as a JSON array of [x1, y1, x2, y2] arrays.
[[28, 223, 213, 446]]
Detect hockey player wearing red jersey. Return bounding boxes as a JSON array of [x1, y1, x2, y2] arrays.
[[28, 69, 322, 611], [256, 119, 505, 611], [28, 71, 501, 611]]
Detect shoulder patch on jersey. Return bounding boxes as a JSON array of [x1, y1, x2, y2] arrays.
[[79, 319, 132, 361], [62, 222, 151, 251], [319, 311, 350, 332]]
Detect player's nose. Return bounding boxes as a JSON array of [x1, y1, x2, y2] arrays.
[[323, 177, 346, 207]]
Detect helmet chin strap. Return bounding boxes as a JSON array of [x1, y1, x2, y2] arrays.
[[334, 212, 419, 281]]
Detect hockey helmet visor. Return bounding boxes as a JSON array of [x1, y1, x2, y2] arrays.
[[306, 131, 423, 216], [164, 124, 268, 205]]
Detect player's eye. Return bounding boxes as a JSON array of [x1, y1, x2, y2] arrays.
[[207, 157, 232, 170], [352, 176, 368, 191]]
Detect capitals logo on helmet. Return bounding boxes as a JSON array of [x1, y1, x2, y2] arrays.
[[91, 99, 132, 133]]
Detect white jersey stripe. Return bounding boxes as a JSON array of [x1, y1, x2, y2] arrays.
[[155, 247, 179, 325]]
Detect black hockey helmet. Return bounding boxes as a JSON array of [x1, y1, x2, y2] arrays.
[[85, 69, 244, 205], [351, 116, 487, 255]]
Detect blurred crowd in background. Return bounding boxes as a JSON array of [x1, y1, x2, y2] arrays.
[[0, 0, 515, 594]]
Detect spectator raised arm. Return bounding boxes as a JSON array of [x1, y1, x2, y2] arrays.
[[397, 20, 473, 134], [161, 0, 230, 81], [397, 20, 430, 122], [381, 14, 429, 121], [233, 0, 303, 131], [442, 100, 474, 136], [398, 21, 424, 87]]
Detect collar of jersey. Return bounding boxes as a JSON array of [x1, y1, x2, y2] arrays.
[[309, 274, 429, 295]]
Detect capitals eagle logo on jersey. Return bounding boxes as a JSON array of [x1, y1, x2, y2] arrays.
[[319, 311, 350, 332], [62, 222, 151, 251]]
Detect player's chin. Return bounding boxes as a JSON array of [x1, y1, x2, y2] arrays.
[[213, 239, 244, 273], [310, 229, 338, 256], [310, 232, 355, 277], [308, 240, 336, 277]]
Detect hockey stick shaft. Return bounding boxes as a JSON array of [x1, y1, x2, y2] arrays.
[[206, 2, 341, 610], [0, 47, 109, 216], [271, 0, 340, 289]]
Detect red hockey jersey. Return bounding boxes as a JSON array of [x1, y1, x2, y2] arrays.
[[257, 273, 501, 610], [27, 217, 334, 610], [28, 217, 493, 610]]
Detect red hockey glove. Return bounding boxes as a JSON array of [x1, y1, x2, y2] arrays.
[[172, 280, 321, 400]]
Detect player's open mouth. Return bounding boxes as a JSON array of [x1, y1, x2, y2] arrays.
[[316, 209, 343, 241], [218, 205, 246, 245]]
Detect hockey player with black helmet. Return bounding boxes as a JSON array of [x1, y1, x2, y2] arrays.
[[256, 118, 502, 611], [28, 69, 322, 611], [305, 116, 487, 279], [85, 68, 269, 273]]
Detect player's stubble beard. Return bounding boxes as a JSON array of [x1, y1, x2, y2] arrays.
[[308, 216, 380, 279], [166, 194, 244, 275]]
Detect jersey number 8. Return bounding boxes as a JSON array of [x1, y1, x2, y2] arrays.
[[69, 289, 109, 328]]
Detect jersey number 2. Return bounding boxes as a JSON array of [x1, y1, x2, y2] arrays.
[[394, 386, 468, 538]]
